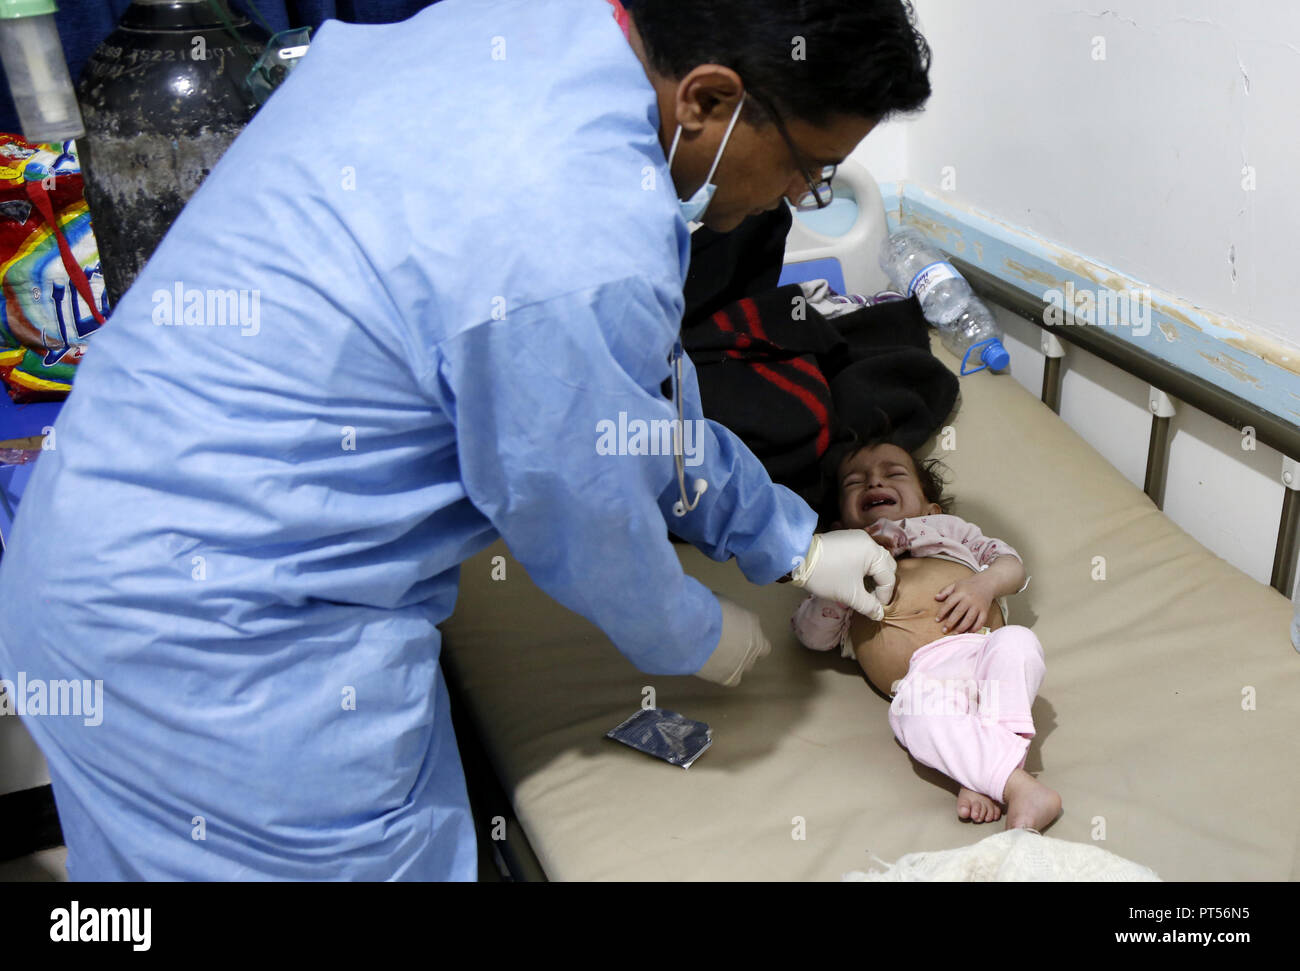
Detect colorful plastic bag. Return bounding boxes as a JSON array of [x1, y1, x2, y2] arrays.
[[0, 134, 109, 402]]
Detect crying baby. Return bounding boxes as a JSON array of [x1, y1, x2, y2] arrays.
[[792, 439, 1061, 832]]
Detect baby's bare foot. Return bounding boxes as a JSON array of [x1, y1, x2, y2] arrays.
[[1002, 769, 1062, 832], [956, 786, 1001, 823]]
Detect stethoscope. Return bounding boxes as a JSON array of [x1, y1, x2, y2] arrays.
[[604, 0, 705, 518], [670, 339, 708, 518]]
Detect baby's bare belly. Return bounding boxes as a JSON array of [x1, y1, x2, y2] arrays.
[[852, 556, 1003, 695]]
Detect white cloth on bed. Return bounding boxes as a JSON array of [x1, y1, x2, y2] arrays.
[[845, 829, 1161, 882]]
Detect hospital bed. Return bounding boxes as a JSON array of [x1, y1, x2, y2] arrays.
[[439, 166, 1300, 882]]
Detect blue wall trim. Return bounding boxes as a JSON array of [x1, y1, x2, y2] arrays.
[[880, 183, 1300, 429]]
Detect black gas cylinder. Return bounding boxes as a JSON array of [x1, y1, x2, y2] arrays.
[[75, 0, 268, 304]]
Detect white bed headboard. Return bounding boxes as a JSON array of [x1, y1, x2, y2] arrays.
[[782, 158, 893, 297]]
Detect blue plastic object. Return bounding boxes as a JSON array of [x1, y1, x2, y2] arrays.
[[778, 256, 846, 295], [960, 338, 1011, 376], [985, 339, 1011, 372], [790, 196, 859, 237]]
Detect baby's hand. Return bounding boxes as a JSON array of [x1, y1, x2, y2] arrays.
[[865, 519, 908, 555], [934, 575, 995, 634]]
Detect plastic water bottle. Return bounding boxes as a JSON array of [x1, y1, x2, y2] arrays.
[[0, 0, 83, 142], [879, 227, 973, 324], [945, 303, 1011, 375], [879, 228, 1010, 375]]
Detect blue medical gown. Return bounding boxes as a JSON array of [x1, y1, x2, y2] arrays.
[[0, 0, 817, 879]]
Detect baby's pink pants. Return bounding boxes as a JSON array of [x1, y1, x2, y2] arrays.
[[887, 625, 1045, 802]]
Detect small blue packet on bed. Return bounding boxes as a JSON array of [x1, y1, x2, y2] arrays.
[[606, 708, 712, 769]]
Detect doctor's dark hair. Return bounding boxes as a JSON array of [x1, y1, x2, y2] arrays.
[[623, 0, 932, 126]]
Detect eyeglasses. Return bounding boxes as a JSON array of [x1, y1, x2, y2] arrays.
[[750, 93, 836, 211]]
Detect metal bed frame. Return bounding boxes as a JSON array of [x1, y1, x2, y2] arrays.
[[949, 255, 1300, 600]]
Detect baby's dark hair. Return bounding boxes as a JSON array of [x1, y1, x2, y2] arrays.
[[918, 456, 952, 513]]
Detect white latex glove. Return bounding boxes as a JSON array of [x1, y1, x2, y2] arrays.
[[790, 531, 896, 621], [695, 594, 772, 687]]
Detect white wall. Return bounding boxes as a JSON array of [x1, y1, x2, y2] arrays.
[[993, 303, 1287, 588], [862, 0, 1300, 350], [852, 0, 1299, 594], [853, 116, 909, 187]]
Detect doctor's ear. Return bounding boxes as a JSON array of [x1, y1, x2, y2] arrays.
[[672, 65, 745, 132]]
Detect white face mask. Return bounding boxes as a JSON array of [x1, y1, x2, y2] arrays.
[[667, 93, 746, 227]]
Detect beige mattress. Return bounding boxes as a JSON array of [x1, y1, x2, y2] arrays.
[[439, 341, 1300, 881]]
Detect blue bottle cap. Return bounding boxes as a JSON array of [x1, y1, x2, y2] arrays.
[[983, 339, 1010, 372]]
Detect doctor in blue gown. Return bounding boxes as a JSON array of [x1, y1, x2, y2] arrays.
[[0, 0, 931, 878]]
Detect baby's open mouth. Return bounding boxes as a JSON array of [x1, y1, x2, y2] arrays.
[[863, 493, 897, 514]]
